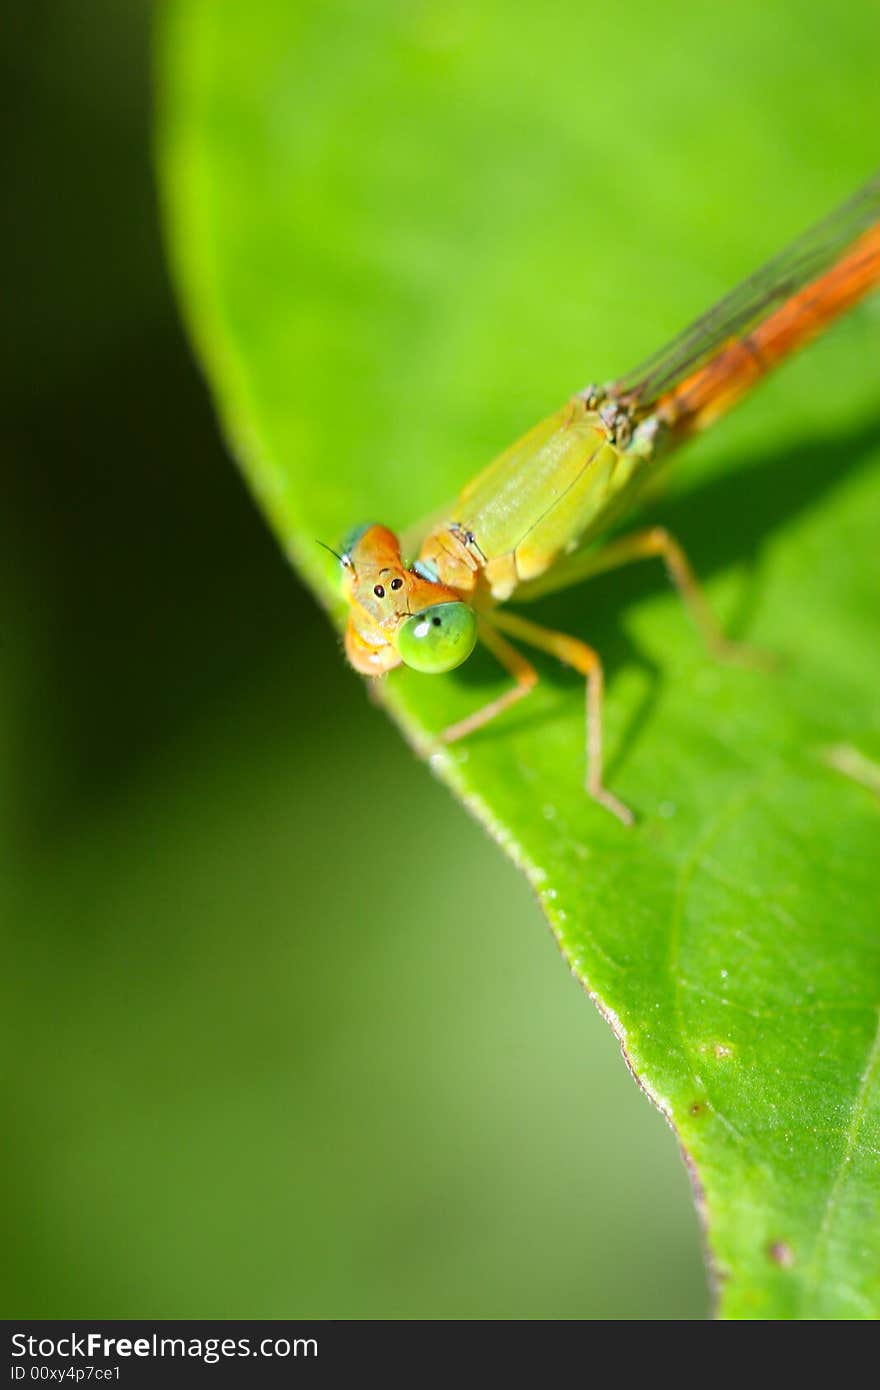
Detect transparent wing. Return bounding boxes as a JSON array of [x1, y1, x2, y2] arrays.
[[608, 171, 880, 413]]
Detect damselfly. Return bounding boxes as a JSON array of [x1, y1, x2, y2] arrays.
[[337, 173, 880, 824]]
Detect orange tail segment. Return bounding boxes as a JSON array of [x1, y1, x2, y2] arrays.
[[657, 224, 880, 440]]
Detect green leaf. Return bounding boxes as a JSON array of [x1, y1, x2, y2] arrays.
[[156, 0, 880, 1317]]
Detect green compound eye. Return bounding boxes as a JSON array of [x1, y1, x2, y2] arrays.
[[397, 602, 478, 674]]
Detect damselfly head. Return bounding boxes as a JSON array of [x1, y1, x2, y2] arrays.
[[339, 522, 474, 677]]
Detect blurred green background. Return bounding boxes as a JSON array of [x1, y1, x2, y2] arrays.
[[0, 0, 710, 1318]]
